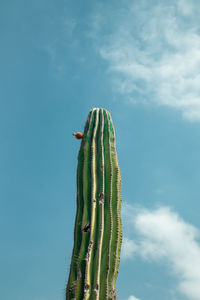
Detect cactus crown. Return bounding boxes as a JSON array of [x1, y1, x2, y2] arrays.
[[66, 108, 122, 300]]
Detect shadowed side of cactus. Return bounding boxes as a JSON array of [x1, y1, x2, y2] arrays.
[[66, 108, 122, 300]]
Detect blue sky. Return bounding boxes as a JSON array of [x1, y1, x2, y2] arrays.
[[1, 0, 200, 299]]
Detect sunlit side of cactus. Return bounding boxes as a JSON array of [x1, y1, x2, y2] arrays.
[[66, 108, 122, 300]]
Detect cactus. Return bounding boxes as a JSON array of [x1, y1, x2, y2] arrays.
[[66, 108, 122, 300]]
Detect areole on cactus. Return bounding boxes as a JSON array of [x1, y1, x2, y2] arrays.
[[66, 108, 122, 300]]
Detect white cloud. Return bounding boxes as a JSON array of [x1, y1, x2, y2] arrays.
[[122, 204, 200, 300], [128, 295, 141, 300], [92, 0, 200, 121]]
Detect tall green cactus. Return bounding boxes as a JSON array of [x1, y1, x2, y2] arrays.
[[66, 108, 122, 300]]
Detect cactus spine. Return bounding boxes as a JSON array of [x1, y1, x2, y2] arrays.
[[66, 108, 122, 300]]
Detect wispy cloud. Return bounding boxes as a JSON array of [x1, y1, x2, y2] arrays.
[[121, 237, 138, 259], [122, 203, 200, 300], [44, 16, 78, 76], [91, 0, 200, 121]]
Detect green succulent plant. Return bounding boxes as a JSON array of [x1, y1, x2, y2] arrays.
[[66, 108, 122, 300]]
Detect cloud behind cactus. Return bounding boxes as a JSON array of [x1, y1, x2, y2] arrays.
[[122, 203, 200, 300]]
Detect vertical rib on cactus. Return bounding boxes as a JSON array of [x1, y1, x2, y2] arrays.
[[66, 108, 122, 300]]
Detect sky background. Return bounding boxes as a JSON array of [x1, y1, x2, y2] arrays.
[[1, 0, 200, 300]]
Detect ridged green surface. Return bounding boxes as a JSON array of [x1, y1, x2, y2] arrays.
[[66, 108, 122, 300]]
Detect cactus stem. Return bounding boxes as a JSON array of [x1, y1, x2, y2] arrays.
[[66, 108, 122, 300]]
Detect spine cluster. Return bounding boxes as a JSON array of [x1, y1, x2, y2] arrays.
[[66, 108, 122, 300]]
